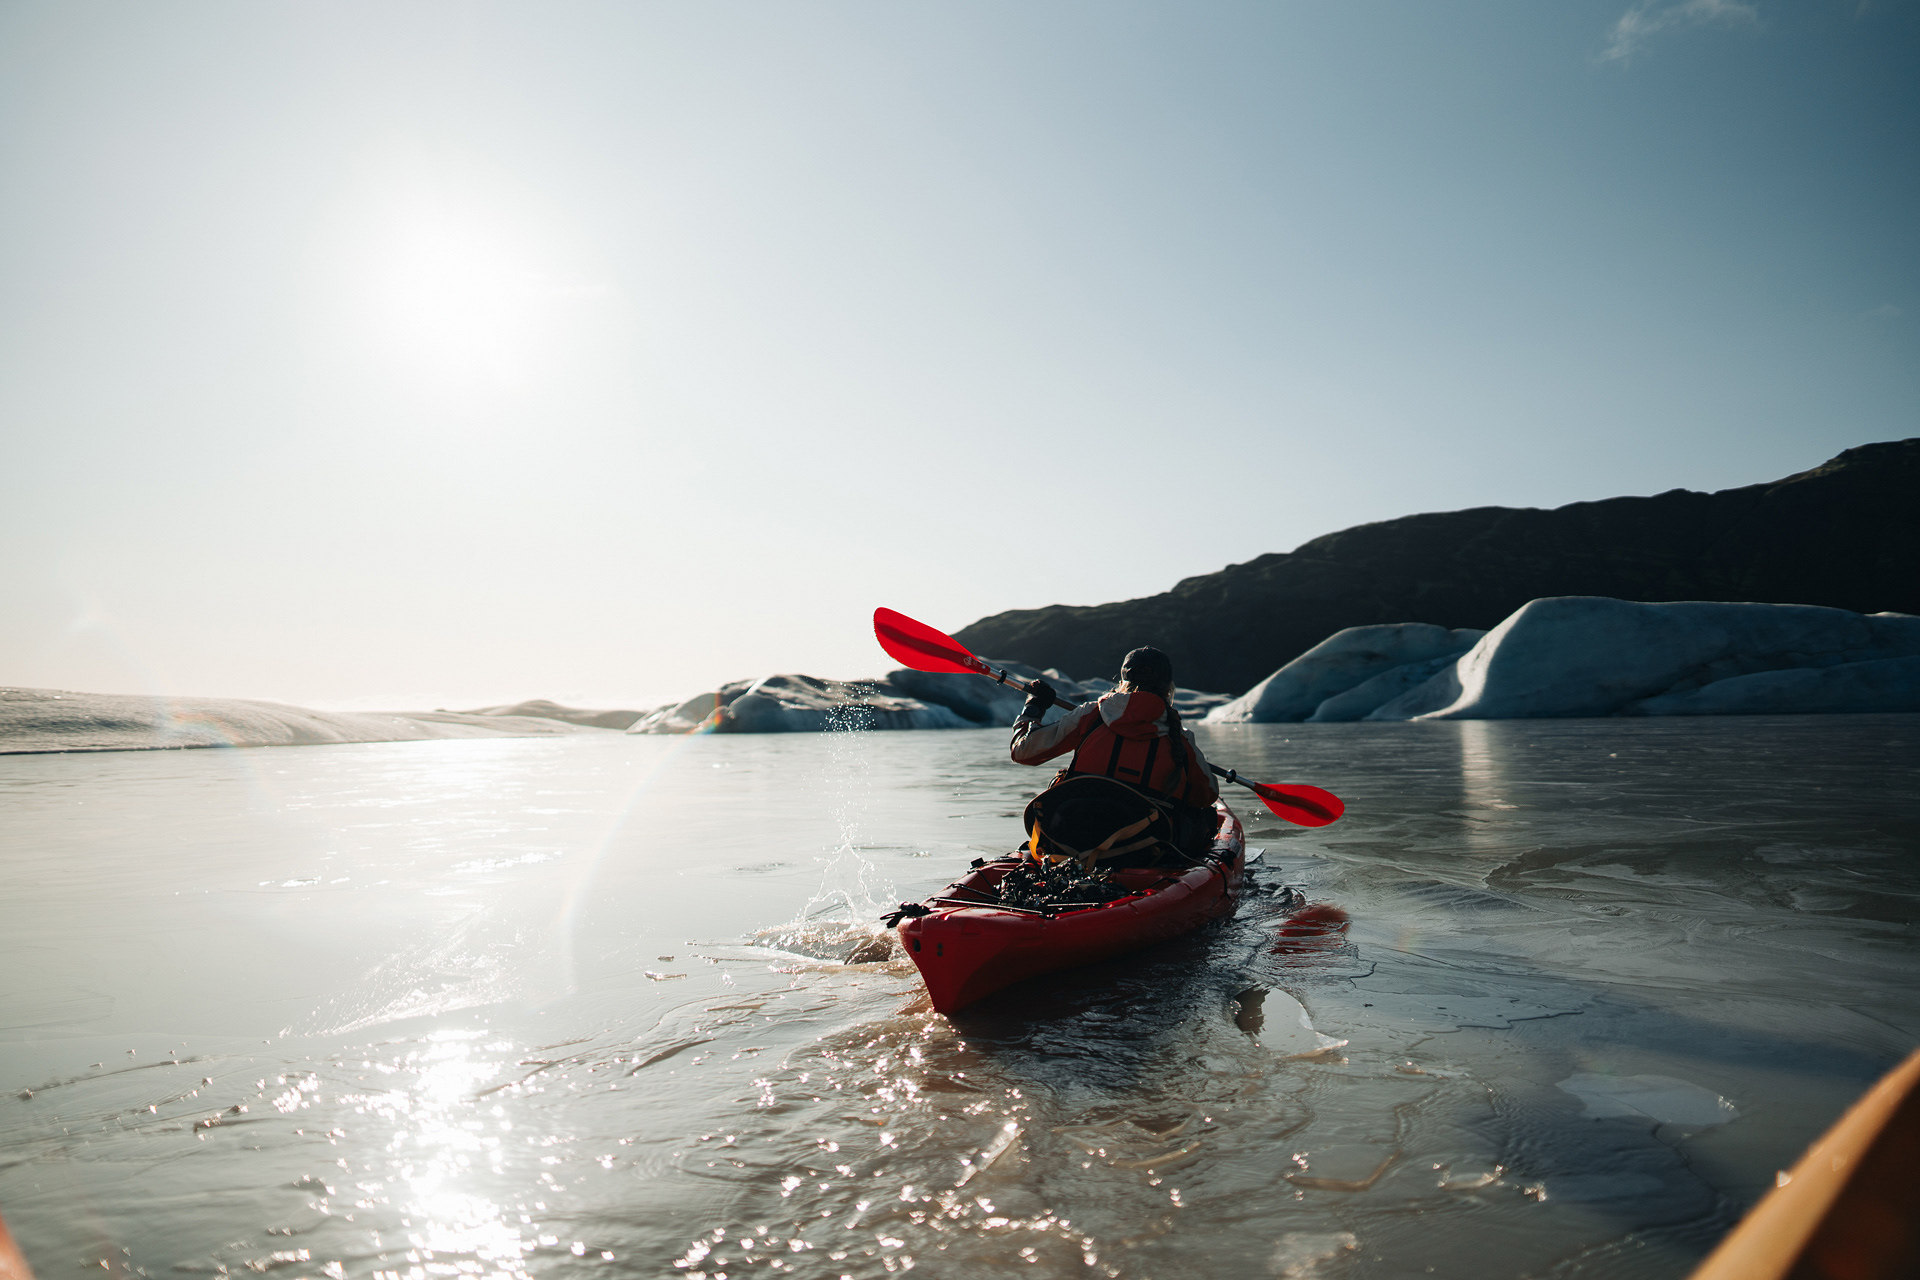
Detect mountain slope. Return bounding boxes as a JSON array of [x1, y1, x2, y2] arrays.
[[953, 439, 1920, 695]]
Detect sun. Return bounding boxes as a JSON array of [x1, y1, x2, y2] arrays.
[[367, 198, 545, 383], [314, 148, 604, 398]]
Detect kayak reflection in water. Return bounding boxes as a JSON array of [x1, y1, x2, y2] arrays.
[[1009, 646, 1222, 868]]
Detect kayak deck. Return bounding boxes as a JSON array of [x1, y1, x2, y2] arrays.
[[897, 802, 1246, 1015]]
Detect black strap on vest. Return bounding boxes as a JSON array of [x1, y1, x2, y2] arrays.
[[1164, 701, 1191, 801], [1086, 693, 1190, 803], [1104, 719, 1127, 780]]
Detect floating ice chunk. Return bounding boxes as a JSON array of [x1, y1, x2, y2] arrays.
[[955, 1120, 1020, 1186], [1232, 987, 1347, 1057], [1436, 1165, 1502, 1190], [1557, 1072, 1737, 1126], [1269, 1231, 1359, 1278]]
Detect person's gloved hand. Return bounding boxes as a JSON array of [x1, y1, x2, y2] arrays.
[[1018, 679, 1056, 722]]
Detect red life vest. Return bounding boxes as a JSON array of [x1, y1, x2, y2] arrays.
[[1066, 692, 1211, 807]]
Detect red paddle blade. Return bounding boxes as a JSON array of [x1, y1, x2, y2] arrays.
[[874, 607, 988, 676], [1250, 782, 1345, 827]]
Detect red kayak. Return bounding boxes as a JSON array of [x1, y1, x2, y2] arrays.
[[897, 801, 1246, 1014]]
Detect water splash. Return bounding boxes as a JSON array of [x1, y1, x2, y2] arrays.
[[751, 701, 901, 964], [809, 703, 897, 918]]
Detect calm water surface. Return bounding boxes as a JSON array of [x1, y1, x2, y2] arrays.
[[2, 717, 1918, 1280]]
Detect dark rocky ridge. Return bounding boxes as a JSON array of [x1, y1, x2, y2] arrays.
[[953, 439, 1920, 696]]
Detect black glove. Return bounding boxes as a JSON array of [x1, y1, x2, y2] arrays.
[[1018, 679, 1055, 722]]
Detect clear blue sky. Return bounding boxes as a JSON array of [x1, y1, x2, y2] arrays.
[[2, 1, 1914, 707]]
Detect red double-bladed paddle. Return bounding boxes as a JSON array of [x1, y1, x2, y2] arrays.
[[874, 607, 1345, 828]]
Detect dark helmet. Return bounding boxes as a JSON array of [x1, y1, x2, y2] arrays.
[[1119, 646, 1174, 693]]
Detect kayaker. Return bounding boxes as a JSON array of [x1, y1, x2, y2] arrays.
[[1011, 646, 1220, 857]]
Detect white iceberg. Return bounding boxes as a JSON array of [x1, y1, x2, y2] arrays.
[[0, 687, 593, 754], [630, 663, 1229, 735], [1307, 653, 1466, 722], [1210, 598, 1920, 723], [625, 681, 757, 734], [1205, 624, 1486, 723], [1633, 654, 1920, 716], [1412, 598, 1920, 720], [720, 674, 973, 733], [620, 673, 973, 735], [882, 661, 1102, 727]]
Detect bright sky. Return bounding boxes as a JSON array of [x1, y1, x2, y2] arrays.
[[2, 1, 1914, 709]]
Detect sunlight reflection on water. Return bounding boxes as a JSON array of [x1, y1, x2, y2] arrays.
[[0, 716, 1916, 1279]]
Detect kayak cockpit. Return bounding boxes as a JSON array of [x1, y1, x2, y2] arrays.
[[894, 801, 1246, 1014]]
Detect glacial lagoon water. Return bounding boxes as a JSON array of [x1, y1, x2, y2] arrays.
[[2, 717, 1918, 1280]]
